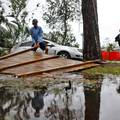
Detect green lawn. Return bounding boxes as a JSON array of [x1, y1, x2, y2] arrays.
[[81, 62, 120, 75]]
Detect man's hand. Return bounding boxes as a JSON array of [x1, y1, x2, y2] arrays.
[[33, 42, 40, 48]]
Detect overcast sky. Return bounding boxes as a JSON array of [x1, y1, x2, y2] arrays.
[[3, 0, 120, 48], [98, 0, 120, 47], [27, 0, 120, 48]]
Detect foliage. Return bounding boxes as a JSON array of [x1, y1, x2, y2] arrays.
[[43, 0, 81, 47], [8, 0, 29, 44], [106, 43, 116, 52], [0, 0, 29, 51], [0, 48, 8, 56], [44, 31, 79, 47], [0, 1, 15, 49]]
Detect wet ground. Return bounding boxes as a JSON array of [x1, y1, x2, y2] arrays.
[[0, 73, 120, 120]]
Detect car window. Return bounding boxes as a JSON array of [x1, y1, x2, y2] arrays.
[[45, 40, 58, 46], [20, 41, 32, 46], [47, 43, 55, 47]]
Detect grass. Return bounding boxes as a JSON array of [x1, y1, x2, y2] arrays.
[[81, 62, 120, 75]]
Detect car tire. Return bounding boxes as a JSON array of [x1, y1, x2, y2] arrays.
[[57, 51, 71, 59]]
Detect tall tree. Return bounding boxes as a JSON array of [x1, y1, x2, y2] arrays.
[[82, 0, 101, 60], [43, 0, 81, 47], [9, 0, 29, 45], [0, 0, 29, 49], [0, 1, 16, 49]]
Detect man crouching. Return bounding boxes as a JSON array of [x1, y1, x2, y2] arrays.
[[30, 19, 47, 53]]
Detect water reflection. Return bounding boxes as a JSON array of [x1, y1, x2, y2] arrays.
[[83, 74, 103, 120], [100, 75, 120, 120], [0, 83, 85, 120], [31, 91, 45, 118], [0, 74, 120, 120], [44, 82, 85, 120]]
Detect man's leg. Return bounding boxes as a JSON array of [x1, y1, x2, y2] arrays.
[[45, 47, 48, 54], [32, 43, 38, 51], [39, 42, 46, 53]]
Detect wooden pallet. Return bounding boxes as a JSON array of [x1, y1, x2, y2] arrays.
[[0, 49, 101, 78]]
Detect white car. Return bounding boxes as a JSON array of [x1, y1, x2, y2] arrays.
[[11, 40, 83, 60]]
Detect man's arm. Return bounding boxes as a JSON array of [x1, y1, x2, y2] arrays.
[[115, 34, 120, 42], [30, 28, 36, 43], [38, 27, 44, 42]]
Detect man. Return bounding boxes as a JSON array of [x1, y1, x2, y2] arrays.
[[115, 30, 120, 47], [30, 19, 46, 52]]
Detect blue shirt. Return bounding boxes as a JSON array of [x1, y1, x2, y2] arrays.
[[30, 26, 44, 43]]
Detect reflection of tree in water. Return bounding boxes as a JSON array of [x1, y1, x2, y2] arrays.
[[0, 86, 47, 120], [45, 93, 74, 120], [0, 82, 85, 120], [83, 74, 103, 120], [13, 90, 46, 120], [0, 86, 32, 120], [14, 92, 31, 120], [45, 84, 84, 120], [0, 86, 21, 120]]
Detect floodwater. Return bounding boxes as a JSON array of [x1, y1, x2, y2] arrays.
[[0, 74, 120, 120]]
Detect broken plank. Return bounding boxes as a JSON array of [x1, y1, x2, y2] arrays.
[[16, 60, 100, 77], [0, 55, 59, 71], [0, 48, 33, 60]]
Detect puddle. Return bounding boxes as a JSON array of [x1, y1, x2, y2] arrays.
[[0, 74, 120, 120]]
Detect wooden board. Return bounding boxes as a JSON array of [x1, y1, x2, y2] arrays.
[[0, 49, 101, 78], [0, 51, 58, 71]]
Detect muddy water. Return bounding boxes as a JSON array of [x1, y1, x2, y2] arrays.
[[0, 74, 120, 120]]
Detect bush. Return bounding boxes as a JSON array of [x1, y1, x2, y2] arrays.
[[0, 48, 8, 56]]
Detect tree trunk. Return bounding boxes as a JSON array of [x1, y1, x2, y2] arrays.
[[62, 0, 68, 45], [82, 0, 101, 60], [84, 84, 101, 120]]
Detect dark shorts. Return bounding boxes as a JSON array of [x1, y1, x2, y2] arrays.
[[32, 41, 46, 51]]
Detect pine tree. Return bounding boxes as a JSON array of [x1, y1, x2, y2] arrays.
[[82, 0, 101, 60]]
